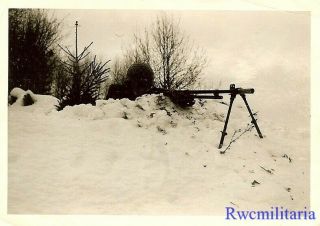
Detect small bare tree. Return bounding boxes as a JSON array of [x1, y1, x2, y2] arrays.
[[110, 55, 132, 85], [111, 37, 150, 85], [116, 14, 207, 90]]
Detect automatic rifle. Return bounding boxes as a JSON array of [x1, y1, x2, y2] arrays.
[[152, 84, 263, 148]]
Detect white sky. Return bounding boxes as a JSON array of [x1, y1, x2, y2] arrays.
[[51, 10, 310, 87]]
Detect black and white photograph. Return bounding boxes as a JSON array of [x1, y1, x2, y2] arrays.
[[2, 1, 318, 224]]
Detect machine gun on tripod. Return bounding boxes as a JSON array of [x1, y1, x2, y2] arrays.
[[106, 63, 263, 149], [152, 84, 263, 149]]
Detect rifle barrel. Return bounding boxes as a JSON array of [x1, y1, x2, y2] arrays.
[[150, 86, 255, 96], [179, 88, 254, 94]]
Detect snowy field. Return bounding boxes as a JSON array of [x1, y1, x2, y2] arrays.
[[8, 86, 309, 215]]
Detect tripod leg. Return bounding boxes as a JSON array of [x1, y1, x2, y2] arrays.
[[240, 94, 263, 138], [219, 94, 236, 149]]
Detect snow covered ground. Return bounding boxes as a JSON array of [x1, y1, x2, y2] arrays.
[[8, 87, 309, 215]]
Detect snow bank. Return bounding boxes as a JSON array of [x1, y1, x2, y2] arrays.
[[10, 87, 27, 99], [55, 94, 229, 133], [8, 88, 309, 214], [10, 87, 37, 106], [9, 87, 59, 114]]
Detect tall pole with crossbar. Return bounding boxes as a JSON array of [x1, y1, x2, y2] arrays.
[[75, 21, 78, 62]]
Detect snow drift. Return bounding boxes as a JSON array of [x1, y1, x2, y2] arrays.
[[8, 89, 309, 214], [9, 87, 59, 114]]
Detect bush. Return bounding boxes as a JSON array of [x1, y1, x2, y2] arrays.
[[23, 93, 34, 106], [127, 63, 154, 96]]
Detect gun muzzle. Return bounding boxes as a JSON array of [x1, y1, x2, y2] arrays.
[[238, 88, 254, 94]]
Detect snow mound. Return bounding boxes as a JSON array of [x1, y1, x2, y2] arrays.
[[9, 87, 59, 114], [10, 87, 37, 106], [8, 88, 252, 139], [10, 87, 26, 99], [8, 88, 250, 133], [8, 90, 310, 214], [61, 104, 105, 120], [56, 94, 227, 129], [8, 88, 309, 214]]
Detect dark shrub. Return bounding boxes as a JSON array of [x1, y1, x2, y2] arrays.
[[23, 93, 34, 106], [127, 63, 154, 97]]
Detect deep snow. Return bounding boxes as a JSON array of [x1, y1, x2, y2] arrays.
[[8, 88, 309, 214]]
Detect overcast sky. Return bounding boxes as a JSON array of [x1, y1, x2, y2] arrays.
[[51, 10, 309, 88]]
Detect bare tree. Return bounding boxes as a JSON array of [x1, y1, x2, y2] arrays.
[[111, 33, 151, 85], [116, 14, 207, 90], [110, 55, 133, 85]]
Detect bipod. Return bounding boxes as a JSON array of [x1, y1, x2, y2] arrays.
[[240, 93, 263, 139], [218, 87, 263, 149]]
